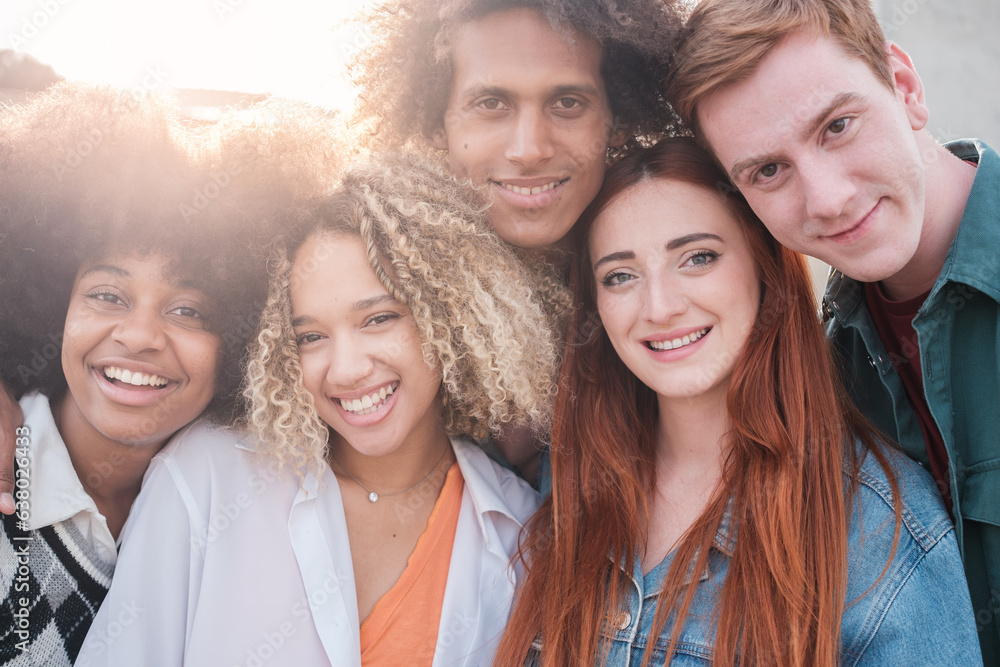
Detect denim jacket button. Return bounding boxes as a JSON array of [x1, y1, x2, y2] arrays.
[[614, 611, 631, 630]]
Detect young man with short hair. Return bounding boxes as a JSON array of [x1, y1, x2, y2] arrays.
[[668, 0, 998, 661]]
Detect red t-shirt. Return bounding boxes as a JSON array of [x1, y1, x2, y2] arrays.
[[864, 281, 952, 513]]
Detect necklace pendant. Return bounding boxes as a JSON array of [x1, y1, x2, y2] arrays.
[[368, 492, 379, 503]]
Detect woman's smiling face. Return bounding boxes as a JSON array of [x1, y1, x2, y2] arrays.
[[290, 232, 444, 459], [59, 252, 222, 450], [589, 178, 760, 407]]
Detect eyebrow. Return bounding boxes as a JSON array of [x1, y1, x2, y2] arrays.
[[290, 314, 314, 329], [461, 83, 603, 101], [592, 233, 723, 271], [728, 92, 868, 182], [592, 250, 634, 272], [354, 294, 397, 311], [79, 264, 129, 279], [80, 264, 206, 295], [290, 294, 397, 329], [666, 233, 723, 250]]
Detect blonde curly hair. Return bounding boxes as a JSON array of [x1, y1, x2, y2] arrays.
[[243, 152, 565, 475]]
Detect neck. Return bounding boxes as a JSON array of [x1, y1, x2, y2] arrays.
[[880, 137, 977, 300], [654, 389, 730, 480], [53, 394, 166, 537], [329, 420, 452, 494]]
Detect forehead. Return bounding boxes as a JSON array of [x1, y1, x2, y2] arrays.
[[449, 8, 606, 95], [290, 233, 386, 306], [591, 179, 740, 249], [76, 252, 190, 287], [698, 32, 884, 171]]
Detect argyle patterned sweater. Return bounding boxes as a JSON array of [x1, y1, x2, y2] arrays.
[[0, 506, 113, 665]]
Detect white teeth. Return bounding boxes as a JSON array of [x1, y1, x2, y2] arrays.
[[339, 382, 399, 415], [102, 366, 169, 387], [497, 179, 564, 196], [647, 328, 710, 351]]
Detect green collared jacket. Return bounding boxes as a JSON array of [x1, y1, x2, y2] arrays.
[[824, 139, 1000, 665]]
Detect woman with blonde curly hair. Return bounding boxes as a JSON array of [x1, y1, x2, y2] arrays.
[[79, 153, 561, 666]]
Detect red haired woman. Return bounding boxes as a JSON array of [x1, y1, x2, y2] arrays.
[[495, 137, 981, 666]]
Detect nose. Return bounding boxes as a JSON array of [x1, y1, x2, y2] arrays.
[[640, 272, 688, 326], [504, 109, 555, 167], [325, 334, 375, 389], [112, 307, 167, 353], [800, 158, 856, 222]]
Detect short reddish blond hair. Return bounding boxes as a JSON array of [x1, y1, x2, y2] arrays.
[[667, 0, 893, 135]]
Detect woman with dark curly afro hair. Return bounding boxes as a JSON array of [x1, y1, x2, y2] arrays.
[[0, 82, 340, 666]]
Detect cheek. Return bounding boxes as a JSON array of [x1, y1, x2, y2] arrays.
[[60, 315, 102, 380], [297, 353, 325, 397], [595, 294, 632, 347], [741, 193, 800, 244], [570, 137, 609, 184], [185, 336, 224, 399]]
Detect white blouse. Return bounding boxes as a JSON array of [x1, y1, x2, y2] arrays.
[[75, 420, 539, 667]]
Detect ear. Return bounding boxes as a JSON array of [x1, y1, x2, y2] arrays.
[[886, 42, 930, 131], [608, 118, 629, 148], [428, 127, 449, 151]]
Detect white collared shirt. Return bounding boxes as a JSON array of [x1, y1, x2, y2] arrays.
[[77, 420, 540, 667], [19, 392, 117, 569]]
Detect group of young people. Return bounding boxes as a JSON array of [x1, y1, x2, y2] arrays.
[[0, 0, 995, 665]]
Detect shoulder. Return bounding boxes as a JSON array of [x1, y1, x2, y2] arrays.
[[452, 436, 541, 526], [144, 418, 297, 502], [840, 441, 981, 664], [846, 440, 953, 553]]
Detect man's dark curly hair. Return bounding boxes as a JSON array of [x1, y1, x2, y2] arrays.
[[0, 83, 338, 425], [350, 0, 688, 159]]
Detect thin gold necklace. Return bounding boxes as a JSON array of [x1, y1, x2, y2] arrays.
[[329, 445, 450, 503]]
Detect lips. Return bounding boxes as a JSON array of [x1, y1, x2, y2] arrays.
[[94, 363, 177, 408], [646, 327, 711, 351], [824, 199, 882, 245], [103, 365, 170, 388], [338, 381, 398, 416], [492, 178, 568, 196]]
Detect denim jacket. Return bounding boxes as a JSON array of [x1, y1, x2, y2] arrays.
[[825, 139, 1000, 664], [526, 445, 982, 665]]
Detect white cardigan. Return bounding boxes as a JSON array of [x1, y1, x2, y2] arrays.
[[75, 420, 539, 667]]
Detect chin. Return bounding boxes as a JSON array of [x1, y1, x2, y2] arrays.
[[492, 218, 569, 250]]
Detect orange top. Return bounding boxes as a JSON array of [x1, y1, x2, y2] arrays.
[[360, 462, 465, 666]]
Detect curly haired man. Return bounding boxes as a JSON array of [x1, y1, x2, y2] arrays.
[[351, 0, 685, 252]]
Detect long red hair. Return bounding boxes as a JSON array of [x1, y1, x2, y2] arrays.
[[495, 137, 899, 666]]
